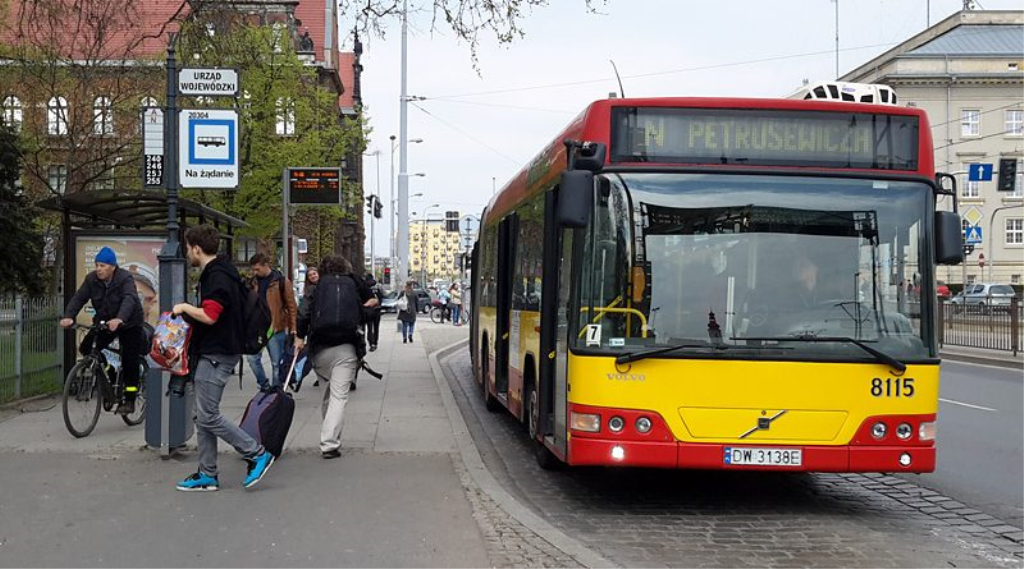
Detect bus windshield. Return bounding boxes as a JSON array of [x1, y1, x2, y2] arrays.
[[574, 173, 934, 362]]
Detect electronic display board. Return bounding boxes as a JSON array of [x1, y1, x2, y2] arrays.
[[287, 168, 342, 205]]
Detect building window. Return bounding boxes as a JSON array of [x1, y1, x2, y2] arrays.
[[967, 274, 977, 285], [48, 96, 68, 135], [1012, 274, 1021, 285], [1007, 109, 1023, 136], [1012, 159, 1024, 198], [961, 109, 980, 137], [2, 95, 22, 131], [48, 164, 67, 195], [93, 96, 113, 135], [1006, 218, 1023, 245], [275, 97, 294, 135], [962, 163, 980, 198], [272, 22, 286, 53], [961, 218, 971, 237]]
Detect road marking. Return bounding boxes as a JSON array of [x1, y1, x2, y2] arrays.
[[939, 398, 997, 412]]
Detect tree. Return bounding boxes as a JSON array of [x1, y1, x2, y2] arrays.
[[344, 0, 605, 68], [0, 122, 44, 295], [177, 15, 366, 257]]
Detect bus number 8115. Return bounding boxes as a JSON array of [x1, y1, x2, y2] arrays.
[[871, 377, 915, 398]]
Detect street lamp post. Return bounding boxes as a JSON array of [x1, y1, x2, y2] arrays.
[[987, 204, 1024, 283], [389, 136, 422, 278], [420, 204, 440, 285]]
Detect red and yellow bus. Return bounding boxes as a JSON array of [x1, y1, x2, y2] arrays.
[[469, 95, 964, 472]]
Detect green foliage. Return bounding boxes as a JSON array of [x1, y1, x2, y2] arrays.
[[178, 21, 366, 242], [0, 123, 44, 295]]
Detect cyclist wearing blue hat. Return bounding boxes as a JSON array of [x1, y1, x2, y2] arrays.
[[60, 246, 145, 415]]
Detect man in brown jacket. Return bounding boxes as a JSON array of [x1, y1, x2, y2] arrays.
[[247, 253, 298, 391]]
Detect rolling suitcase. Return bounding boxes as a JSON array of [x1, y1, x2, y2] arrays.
[[239, 352, 298, 458]]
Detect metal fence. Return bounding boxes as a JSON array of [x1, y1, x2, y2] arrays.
[[0, 296, 64, 404], [939, 297, 1022, 355]]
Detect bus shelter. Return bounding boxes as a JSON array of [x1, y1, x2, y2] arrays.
[[40, 190, 246, 452]]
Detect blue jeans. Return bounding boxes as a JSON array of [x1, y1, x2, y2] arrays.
[[450, 305, 461, 324], [402, 320, 415, 339], [247, 330, 287, 390]]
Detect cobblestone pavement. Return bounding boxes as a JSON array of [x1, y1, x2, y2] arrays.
[[442, 347, 1024, 568], [411, 320, 586, 567]]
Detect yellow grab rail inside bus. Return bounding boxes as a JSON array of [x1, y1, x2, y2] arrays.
[[578, 302, 649, 339]]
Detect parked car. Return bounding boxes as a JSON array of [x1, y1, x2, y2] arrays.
[[380, 291, 400, 313], [949, 283, 1017, 314], [936, 280, 951, 299], [381, 289, 432, 313]]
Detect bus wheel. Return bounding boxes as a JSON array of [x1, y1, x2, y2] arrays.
[[524, 381, 563, 471], [482, 348, 501, 413]]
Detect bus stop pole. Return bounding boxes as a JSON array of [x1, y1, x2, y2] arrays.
[[155, 33, 188, 460]]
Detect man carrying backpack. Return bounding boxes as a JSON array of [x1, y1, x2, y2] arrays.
[[172, 225, 275, 491], [295, 255, 378, 459], [247, 253, 298, 391]]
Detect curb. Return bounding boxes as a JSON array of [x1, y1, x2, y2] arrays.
[[427, 340, 617, 569], [940, 351, 1023, 371]]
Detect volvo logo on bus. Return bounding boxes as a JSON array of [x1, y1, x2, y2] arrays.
[[739, 410, 788, 438]]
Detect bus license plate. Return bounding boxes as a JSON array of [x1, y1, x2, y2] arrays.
[[724, 447, 802, 467]]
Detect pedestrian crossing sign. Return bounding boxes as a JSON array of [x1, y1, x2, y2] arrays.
[[964, 225, 983, 245]]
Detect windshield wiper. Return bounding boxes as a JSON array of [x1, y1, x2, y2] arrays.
[[614, 340, 788, 366], [733, 335, 906, 374]]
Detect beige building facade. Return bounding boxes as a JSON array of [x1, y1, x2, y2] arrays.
[[841, 9, 1024, 288], [409, 220, 461, 283]]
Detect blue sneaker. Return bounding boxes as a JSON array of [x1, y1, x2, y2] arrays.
[[243, 451, 275, 488], [176, 472, 219, 492]]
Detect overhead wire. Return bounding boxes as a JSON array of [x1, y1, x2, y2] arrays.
[[409, 102, 521, 165]]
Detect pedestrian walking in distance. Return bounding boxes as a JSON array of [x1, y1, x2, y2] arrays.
[[449, 283, 463, 326], [296, 255, 379, 459], [398, 281, 419, 343], [363, 273, 385, 352], [247, 253, 298, 391], [173, 225, 275, 491]]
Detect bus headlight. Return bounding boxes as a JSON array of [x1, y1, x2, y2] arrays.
[[899, 453, 912, 467], [611, 445, 626, 461], [871, 422, 887, 439], [635, 417, 652, 433], [570, 412, 601, 433], [608, 416, 625, 433], [919, 421, 936, 441], [896, 423, 913, 440]]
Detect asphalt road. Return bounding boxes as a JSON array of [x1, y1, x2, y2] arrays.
[[904, 360, 1024, 528]]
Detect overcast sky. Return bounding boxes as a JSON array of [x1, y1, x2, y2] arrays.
[[353, 0, 1022, 257]]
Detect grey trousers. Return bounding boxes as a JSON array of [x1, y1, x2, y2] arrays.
[[193, 355, 261, 477], [312, 343, 359, 453]]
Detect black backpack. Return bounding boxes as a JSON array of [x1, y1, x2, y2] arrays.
[[311, 274, 362, 346], [238, 277, 275, 355]]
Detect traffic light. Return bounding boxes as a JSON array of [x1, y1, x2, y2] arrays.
[[383, 267, 391, 285], [366, 195, 374, 215], [963, 244, 975, 256], [373, 198, 383, 219], [997, 158, 1018, 192]]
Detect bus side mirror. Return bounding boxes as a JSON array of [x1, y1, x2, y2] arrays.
[[935, 211, 964, 265], [558, 170, 593, 228]]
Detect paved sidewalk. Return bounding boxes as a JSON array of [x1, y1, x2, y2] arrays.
[[940, 345, 1023, 370], [0, 316, 486, 567]]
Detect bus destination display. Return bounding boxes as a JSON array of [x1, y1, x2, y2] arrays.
[[288, 168, 342, 205], [611, 107, 919, 171]]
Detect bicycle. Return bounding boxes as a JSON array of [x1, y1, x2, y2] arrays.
[[429, 302, 468, 325], [62, 322, 148, 438]]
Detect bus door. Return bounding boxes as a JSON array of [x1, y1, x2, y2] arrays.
[[469, 240, 480, 377], [539, 190, 573, 456], [494, 214, 518, 401]]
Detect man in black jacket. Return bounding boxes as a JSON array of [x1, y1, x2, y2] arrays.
[[60, 246, 145, 415], [172, 225, 274, 491]]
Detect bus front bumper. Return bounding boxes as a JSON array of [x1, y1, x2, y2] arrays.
[[569, 438, 935, 473]]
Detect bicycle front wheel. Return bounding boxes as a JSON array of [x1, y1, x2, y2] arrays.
[[429, 306, 444, 324], [63, 360, 102, 438]]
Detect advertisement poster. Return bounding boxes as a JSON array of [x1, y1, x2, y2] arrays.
[[73, 236, 163, 328]]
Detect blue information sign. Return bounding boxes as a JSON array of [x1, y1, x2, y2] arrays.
[[968, 163, 993, 182]]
